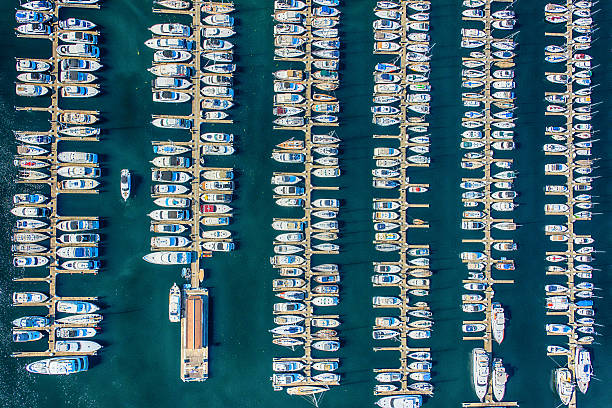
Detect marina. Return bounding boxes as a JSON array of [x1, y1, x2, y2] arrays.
[[1, 0, 611, 407], [11, 0, 103, 372]]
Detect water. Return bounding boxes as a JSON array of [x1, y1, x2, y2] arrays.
[[0, 0, 610, 407]]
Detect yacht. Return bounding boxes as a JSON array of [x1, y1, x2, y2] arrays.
[[555, 368, 574, 405], [12, 330, 43, 342], [117, 169, 131, 201], [375, 395, 422, 408], [56, 327, 97, 339], [26, 356, 88, 375], [56, 300, 99, 314], [143, 251, 192, 265], [491, 302, 505, 344], [472, 348, 489, 401], [54, 340, 101, 353], [168, 283, 181, 323], [574, 346, 592, 393], [13, 292, 47, 305], [492, 358, 508, 401]]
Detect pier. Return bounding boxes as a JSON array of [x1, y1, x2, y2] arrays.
[[370, 0, 433, 399], [459, 0, 518, 406], [149, 0, 237, 382], [11, 1, 103, 361], [269, 0, 343, 396], [543, 1, 597, 407]]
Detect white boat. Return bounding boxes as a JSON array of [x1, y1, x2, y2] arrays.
[[54, 340, 101, 353], [142, 251, 191, 265], [574, 346, 592, 394], [472, 348, 489, 401], [168, 283, 181, 323], [556, 368, 574, 405], [492, 358, 508, 401], [375, 396, 422, 408], [16, 59, 50, 73], [56, 300, 99, 314], [26, 356, 89, 375], [149, 23, 191, 36]]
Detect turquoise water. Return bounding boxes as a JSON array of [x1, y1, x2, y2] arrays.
[[0, 0, 610, 407]]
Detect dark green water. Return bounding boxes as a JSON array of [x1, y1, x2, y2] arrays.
[[0, 0, 610, 407]]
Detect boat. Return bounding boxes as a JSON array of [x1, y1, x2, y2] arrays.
[[54, 340, 101, 353], [144, 38, 194, 51], [26, 356, 88, 375], [16, 84, 49, 97], [16, 22, 52, 35], [12, 291, 47, 305], [375, 396, 422, 408], [491, 303, 505, 344], [168, 283, 181, 323], [57, 44, 99, 58], [58, 17, 95, 30], [575, 346, 592, 394], [12, 330, 44, 343], [143, 251, 191, 265], [472, 348, 489, 401], [555, 368, 574, 405], [149, 23, 191, 36], [492, 358, 508, 401]]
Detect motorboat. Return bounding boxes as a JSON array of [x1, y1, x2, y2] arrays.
[[555, 368, 574, 405], [13, 292, 47, 305], [375, 396, 422, 408], [574, 346, 592, 394], [13, 330, 44, 342], [16, 84, 49, 97], [143, 251, 191, 265], [26, 356, 88, 375], [57, 44, 99, 58], [492, 358, 508, 401], [149, 23, 191, 36], [472, 348, 489, 401], [491, 303, 505, 344]]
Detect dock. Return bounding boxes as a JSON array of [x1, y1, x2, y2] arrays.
[[369, 0, 433, 400], [459, 0, 518, 406], [149, 1, 237, 382], [269, 0, 343, 397], [180, 287, 209, 382], [543, 1, 597, 407], [11, 2, 103, 360]]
